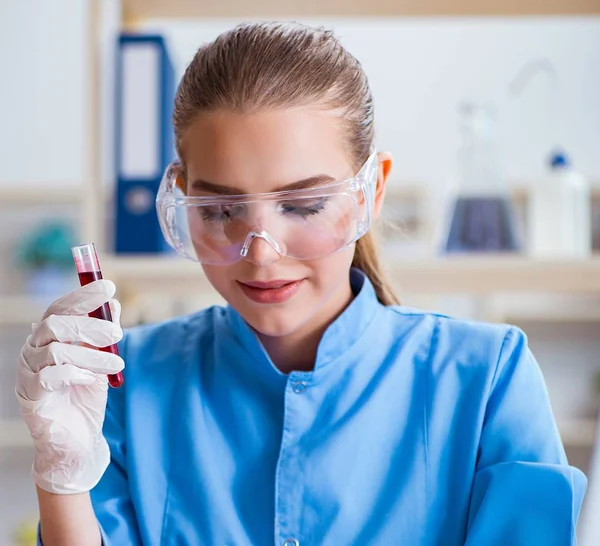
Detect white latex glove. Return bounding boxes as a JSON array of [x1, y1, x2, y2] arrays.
[[15, 279, 125, 494]]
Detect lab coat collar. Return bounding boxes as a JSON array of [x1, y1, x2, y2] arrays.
[[225, 268, 382, 375]]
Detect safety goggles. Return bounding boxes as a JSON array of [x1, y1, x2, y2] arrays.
[[156, 153, 379, 265]]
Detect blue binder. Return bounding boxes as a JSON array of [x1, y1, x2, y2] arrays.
[[114, 34, 175, 254]]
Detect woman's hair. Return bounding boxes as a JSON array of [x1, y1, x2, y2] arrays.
[[173, 22, 399, 305]]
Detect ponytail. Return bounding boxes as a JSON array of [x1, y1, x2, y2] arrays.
[[352, 230, 399, 306]]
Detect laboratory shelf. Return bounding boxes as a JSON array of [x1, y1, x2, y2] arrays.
[[484, 293, 600, 324], [123, 0, 600, 22], [493, 308, 600, 324], [0, 186, 82, 205], [2, 258, 600, 326], [103, 256, 600, 296], [388, 256, 600, 295]]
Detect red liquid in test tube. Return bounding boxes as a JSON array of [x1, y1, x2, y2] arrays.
[[71, 243, 124, 388]]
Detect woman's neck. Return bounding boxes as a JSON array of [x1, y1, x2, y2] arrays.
[[258, 281, 354, 374]]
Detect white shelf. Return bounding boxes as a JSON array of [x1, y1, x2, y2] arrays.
[[390, 256, 600, 295], [103, 256, 212, 295], [497, 308, 600, 324], [485, 294, 600, 324], [0, 419, 31, 449], [0, 186, 82, 205], [102, 255, 600, 296], [2, 258, 600, 325]]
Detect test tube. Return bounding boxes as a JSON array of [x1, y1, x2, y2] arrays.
[[71, 243, 124, 388]]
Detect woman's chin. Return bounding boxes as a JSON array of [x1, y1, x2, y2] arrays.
[[240, 306, 305, 338]]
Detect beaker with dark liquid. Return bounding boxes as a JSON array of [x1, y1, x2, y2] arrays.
[[442, 103, 521, 253], [444, 196, 520, 252]]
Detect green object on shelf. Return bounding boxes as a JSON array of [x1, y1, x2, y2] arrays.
[[14, 221, 76, 271], [12, 518, 38, 546]]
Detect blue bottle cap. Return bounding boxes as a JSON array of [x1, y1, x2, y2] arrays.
[[550, 151, 569, 169]]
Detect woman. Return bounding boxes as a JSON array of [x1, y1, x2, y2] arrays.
[[16, 22, 585, 546]]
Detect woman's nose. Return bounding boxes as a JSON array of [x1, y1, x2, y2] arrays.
[[242, 232, 282, 266]]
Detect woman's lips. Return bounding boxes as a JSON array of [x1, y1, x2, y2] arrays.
[[238, 279, 303, 304]]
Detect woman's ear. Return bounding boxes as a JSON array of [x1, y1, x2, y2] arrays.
[[373, 151, 392, 219], [175, 164, 187, 194]]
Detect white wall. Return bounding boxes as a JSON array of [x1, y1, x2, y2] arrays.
[[141, 17, 600, 189], [0, 0, 89, 186], [0, 3, 91, 537], [1, 11, 598, 190]]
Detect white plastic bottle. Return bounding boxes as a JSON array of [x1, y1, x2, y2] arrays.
[[528, 151, 591, 258]]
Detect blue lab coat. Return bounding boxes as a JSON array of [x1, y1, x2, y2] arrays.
[[39, 269, 587, 545]]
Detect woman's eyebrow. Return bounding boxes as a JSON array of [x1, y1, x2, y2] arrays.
[[189, 174, 337, 195], [189, 180, 244, 195]]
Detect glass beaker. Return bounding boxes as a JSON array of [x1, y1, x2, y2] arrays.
[[442, 102, 521, 254]]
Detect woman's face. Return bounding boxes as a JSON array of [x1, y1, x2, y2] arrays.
[[180, 107, 389, 338]]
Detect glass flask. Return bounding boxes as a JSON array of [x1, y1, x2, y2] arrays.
[[442, 102, 521, 254]]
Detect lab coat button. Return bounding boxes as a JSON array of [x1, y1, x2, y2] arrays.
[[292, 382, 307, 394], [283, 539, 299, 546]]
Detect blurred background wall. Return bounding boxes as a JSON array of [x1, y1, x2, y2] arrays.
[[1, 0, 599, 544]]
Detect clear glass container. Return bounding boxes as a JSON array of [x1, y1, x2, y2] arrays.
[[442, 102, 521, 254]]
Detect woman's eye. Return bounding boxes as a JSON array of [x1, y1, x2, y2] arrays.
[[200, 205, 243, 223], [280, 198, 328, 218]]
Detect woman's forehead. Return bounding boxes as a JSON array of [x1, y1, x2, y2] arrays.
[[180, 108, 355, 194]]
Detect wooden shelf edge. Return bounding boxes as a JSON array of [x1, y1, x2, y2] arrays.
[[389, 256, 600, 294], [490, 308, 600, 323], [124, 0, 600, 22], [101, 255, 600, 295], [0, 186, 83, 205]]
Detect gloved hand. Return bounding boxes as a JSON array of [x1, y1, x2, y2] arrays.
[[15, 279, 125, 495]]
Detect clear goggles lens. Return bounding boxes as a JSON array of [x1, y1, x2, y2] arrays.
[[156, 153, 378, 265]]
